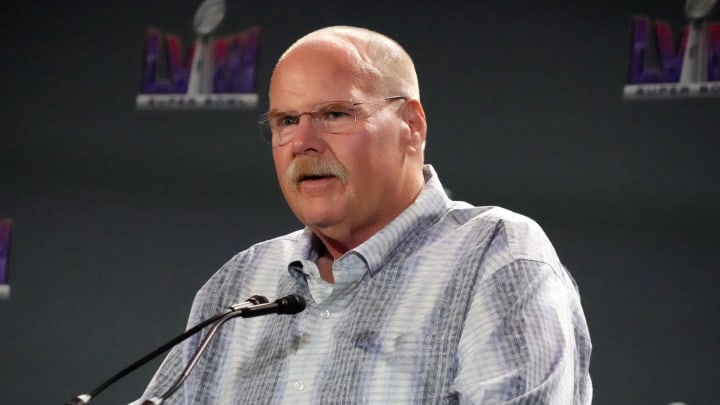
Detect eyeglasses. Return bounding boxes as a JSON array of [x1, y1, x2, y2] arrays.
[[258, 96, 407, 145]]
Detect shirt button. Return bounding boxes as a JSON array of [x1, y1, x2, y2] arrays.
[[293, 381, 305, 391], [321, 309, 330, 320]]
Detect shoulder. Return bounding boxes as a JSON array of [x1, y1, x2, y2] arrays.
[[229, 229, 306, 265], [480, 207, 555, 261], [448, 204, 554, 255], [438, 204, 564, 282], [210, 229, 305, 277]]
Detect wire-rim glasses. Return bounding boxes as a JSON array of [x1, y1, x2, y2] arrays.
[[258, 96, 407, 145]]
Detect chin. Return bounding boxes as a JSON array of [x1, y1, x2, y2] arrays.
[[297, 207, 345, 229], [301, 215, 341, 230]]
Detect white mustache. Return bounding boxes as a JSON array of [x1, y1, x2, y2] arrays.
[[285, 157, 347, 191]]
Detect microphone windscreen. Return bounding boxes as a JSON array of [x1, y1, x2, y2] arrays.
[[279, 294, 306, 314]]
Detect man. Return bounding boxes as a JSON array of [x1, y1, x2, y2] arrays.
[[138, 26, 592, 404]]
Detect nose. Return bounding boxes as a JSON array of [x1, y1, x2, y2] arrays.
[[297, 113, 315, 133], [290, 113, 322, 152]]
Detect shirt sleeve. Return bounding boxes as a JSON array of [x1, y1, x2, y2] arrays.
[[452, 259, 593, 404]]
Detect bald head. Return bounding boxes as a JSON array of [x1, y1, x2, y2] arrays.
[[271, 26, 420, 101]]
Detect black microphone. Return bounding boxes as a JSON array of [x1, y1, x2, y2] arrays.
[[140, 294, 306, 405], [239, 294, 306, 318], [64, 294, 268, 405]]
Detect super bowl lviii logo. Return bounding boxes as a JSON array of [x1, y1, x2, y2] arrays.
[[136, 0, 258, 109], [0, 219, 11, 300], [623, 0, 720, 99]]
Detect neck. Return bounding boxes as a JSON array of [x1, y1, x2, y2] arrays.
[[313, 239, 338, 283], [314, 233, 351, 261]]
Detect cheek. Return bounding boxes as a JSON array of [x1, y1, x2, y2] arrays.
[[335, 135, 376, 178], [350, 124, 404, 168], [340, 138, 397, 193], [272, 150, 290, 185]]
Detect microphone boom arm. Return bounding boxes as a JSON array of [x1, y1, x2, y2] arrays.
[[141, 310, 244, 404], [64, 295, 268, 405], [141, 294, 306, 404]]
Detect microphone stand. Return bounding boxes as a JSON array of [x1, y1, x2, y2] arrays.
[[141, 310, 245, 404], [64, 296, 268, 405], [141, 294, 307, 404]]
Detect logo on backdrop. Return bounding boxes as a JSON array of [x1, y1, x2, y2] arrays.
[[623, 0, 720, 100], [136, 0, 259, 109], [0, 219, 12, 300]]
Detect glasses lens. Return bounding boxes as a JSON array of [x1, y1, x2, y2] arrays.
[[258, 116, 274, 144], [315, 102, 357, 134]]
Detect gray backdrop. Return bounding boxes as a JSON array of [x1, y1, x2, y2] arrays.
[[1, 1, 718, 404]]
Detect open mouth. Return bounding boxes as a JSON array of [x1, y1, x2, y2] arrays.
[[300, 174, 335, 182]]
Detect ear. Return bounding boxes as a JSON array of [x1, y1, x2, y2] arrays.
[[403, 99, 427, 156]]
